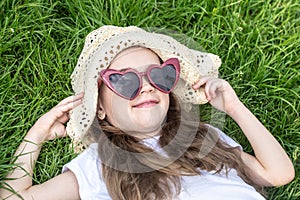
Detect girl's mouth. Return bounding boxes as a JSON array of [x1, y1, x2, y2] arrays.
[[133, 100, 158, 108]]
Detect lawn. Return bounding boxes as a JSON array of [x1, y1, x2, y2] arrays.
[[0, 0, 299, 199]]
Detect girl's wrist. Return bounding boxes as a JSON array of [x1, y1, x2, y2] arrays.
[[226, 101, 247, 119], [26, 128, 48, 144]]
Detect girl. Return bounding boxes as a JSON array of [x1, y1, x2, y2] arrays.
[[0, 26, 294, 200]]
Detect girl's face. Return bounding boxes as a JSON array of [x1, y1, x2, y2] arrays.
[[98, 47, 169, 138]]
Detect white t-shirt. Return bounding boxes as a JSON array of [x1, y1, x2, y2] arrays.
[[63, 127, 265, 200]]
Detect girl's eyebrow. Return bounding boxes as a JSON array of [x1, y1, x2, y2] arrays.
[[109, 67, 131, 72]]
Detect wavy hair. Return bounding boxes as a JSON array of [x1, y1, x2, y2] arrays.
[[90, 93, 264, 200]]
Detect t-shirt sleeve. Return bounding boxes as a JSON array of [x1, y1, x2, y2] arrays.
[[206, 125, 243, 150], [62, 143, 107, 199]]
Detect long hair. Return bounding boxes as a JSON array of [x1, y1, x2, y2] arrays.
[[91, 93, 264, 200]]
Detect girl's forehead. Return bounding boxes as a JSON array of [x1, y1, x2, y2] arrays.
[[109, 47, 161, 70]]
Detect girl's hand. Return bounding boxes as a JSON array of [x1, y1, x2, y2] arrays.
[[193, 77, 242, 115], [27, 93, 84, 142]]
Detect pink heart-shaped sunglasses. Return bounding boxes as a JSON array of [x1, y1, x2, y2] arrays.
[[98, 58, 180, 100]]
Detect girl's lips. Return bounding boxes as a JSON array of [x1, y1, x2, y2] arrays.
[[133, 100, 158, 108]]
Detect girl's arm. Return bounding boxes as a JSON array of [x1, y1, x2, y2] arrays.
[[193, 77, 295, 186], [0, 94, 83, 200]]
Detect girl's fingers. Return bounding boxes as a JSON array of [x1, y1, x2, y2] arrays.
[[31, 94, 83, 141], [56, 113, 69, 124], [55, 98, 82, 121], [199, 77, 218, 100], [193, 77, 227, 101], [56, 98, 83, 123], [207, 79, 227, 98], [192, 76, 211, 89], [55, 92, 84, 107], [45, 94, 83, 123], [206, 82, 217, 100], [58, 97, 83, 112], [192, 76, 212, 100], [192, 76, 240, 113], [54, 94, 83, 115]]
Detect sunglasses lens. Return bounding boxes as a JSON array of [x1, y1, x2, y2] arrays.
[[109, 72, 140, 99], [150, 64, 177, 92]]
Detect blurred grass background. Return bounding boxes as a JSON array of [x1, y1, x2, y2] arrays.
[[0, 0, 299, 199]]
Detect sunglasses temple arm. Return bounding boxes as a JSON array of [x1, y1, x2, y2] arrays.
[[97, 78, 103, 88]]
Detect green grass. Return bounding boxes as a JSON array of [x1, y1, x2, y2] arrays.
[[0, 0, 299, 199]]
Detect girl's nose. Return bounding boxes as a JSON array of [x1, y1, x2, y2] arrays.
[[140, 78, 155, 94]]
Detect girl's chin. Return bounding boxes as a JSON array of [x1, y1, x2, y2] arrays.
[[121, 124, 163, 138]]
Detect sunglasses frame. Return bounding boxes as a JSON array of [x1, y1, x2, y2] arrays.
[[98, 58, 180, 100]]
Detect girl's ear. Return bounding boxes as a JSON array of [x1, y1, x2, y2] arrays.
[[97, 100, 106, 120], [97, 112, 106, 120]]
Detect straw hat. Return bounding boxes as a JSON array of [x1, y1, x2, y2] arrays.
[[66, 25, 221, 147]]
